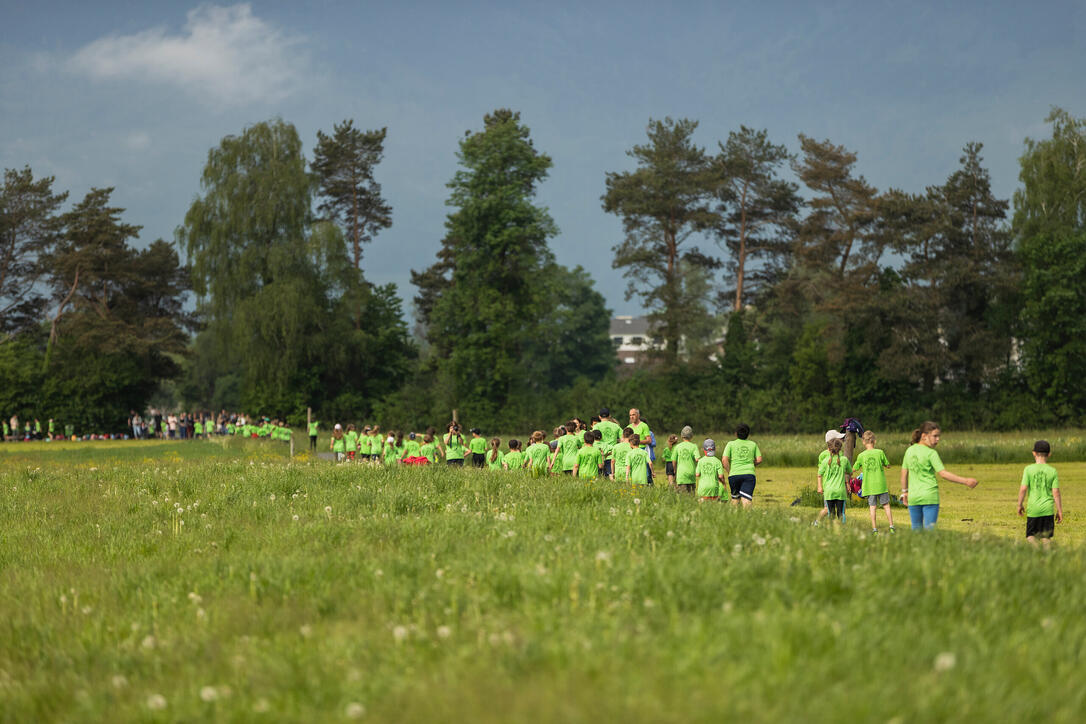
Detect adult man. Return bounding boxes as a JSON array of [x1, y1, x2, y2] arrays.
[[628, 408, 653, 484]]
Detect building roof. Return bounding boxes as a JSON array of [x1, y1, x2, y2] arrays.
[[609, 315, 652, 336]]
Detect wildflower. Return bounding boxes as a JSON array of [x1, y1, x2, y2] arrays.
[[200, 686, 219, 702], [633, 498, 641, 505], [753, 535, 767, 546], [111, 675, 128, 689], [933, 652, 956, 671], [299, 624, 313, 638], [146, 693, 167, 710], [188, 592, 202, 605], [141, 635, 157, 650], [666, 530, 674, 538], [252, 698, 270, 713], [435, 569, 445, 579], [196, 608, 206, 620], [374, 569, 383, 577], [436, 625, 452, 639], [325, 506, 332, 515], [643, 598, 656, 609], [346, 702, 366, 719], [595, 550, 612, 563], [393, 625, 408, 642]]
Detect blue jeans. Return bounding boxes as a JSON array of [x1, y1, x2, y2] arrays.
[[909, 504, 940, 530]]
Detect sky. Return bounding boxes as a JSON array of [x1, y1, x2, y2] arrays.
[[2, 0, 1084, 317]]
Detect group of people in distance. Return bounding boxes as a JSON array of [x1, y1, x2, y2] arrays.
[[324, 407, 765, 506], [815, 420, 1064, 545]]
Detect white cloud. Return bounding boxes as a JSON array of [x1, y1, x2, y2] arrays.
[[67, 4, 306, 105]]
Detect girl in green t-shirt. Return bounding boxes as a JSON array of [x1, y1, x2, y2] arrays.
[[900, 421, 979, 530], [817, 437, 852, 523], [330, 424, 346, 463], [854, 430, 895, 533], [486, 437, 504, 470]]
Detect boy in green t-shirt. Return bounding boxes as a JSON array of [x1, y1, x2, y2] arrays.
[[612, 428, 634, 483], [468, 428, 487, 468], [695, 439, 725, 501], [1017, 440, 1063, 547], [672, 426, 700, 493], [503, 439, 526, 471], [854, 430, 895, 533], [573, 431, 603, 481], [722, 423, 763, 508], [663, 434, 678, 485], [626, 434, 650, 485]]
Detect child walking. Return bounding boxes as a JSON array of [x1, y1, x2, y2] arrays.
[[1017, 440, 1062, 547], [663, 434, 678, 485], [573, 430, 603, 481], [817, 436, 851, 523], [503, 439, 526, 471], [695, 438, 725, 501], [487, 437, 504, 470], [525, 432, 550, 477], [330, 424, 346, 463], [854, 430, 895, 533]]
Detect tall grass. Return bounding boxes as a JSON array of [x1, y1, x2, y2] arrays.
[[0, 454, 1082, 722]]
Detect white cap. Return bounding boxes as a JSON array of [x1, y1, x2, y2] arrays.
[[334, 423, 342, 431], [824, 429, 846, 443]]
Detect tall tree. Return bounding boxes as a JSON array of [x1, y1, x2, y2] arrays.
[[179, 119, 324, 412], [0, 167, 67, 342], [602, 118, 720, 365], [311, 121, 392, 272], [712, 127, 800, 311], [413, 109, 611, 420], [1014, 108, 1086, 416]]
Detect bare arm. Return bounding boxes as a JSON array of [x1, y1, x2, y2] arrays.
[[938, 469, 978, 488], [1017, 485, 1027, 516], [754, 456, 763, 466], [817, 474, 824, 495], [899, 468, 909, 504], [1054, 489, 1063, 523]]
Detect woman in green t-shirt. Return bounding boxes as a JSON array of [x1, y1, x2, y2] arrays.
[[444, 423, 467, 467], [900, 421, 979, 530]]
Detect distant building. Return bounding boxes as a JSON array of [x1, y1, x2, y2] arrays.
[[610, 316, 663, 368]]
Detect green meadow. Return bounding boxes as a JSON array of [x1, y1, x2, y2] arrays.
[[0, 437, 1082, 722]]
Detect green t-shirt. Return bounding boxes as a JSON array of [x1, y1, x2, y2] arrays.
[[308, 421, 319, 436], [695, 455, 725, 497], [1022, 462, 1059, 517], [194, 421, 203, 434], [402, 440, 422, 459], [855, 448, 890, 496], [504, 450, 526, 470], [576, 429, 586, 446], [48, 420, 55, 433], [383, 442, 400, 465], [631, 421, 650, 447], [332, 435, 346, 453], [673, 440, 700, 485], [661, 446, 673, 462], [613, 442, 633, 482], [419, 442, 437, 463], [902, 444, 945, 506], [370, 434, 383, 456], [358, 435, 370, 454], [525, 443, 550, 475], [226, 423, 235, 435], [628, 447, 650, 484], [487, 449, 504, 470], [469, 436, 487, 455], [818, 452, 852, 501], [444, 433, 467, 460], [723, 439, 761, 476], [593, 420, 623, 453], [576, 446, 603, 480], [344, 431, 359, 451], [558, 434, 580, 471]]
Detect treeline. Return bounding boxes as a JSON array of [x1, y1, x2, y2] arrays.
[[2, 108, 1084, 432]]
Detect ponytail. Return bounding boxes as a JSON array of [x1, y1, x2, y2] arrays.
[[489, 437, 501, 463], [826, 438, 843, 468], [911, 421, 939, 445]]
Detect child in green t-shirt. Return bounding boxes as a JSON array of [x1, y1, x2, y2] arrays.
[[486, 437, 504, 470], [663, 434, 678, 485], [612, 428, 634, 483], [695, 438, 725, 501], [503, 439, 526, 471], [817, 437, 852, 523], [524, 432, 550, 477], [330, 424, 346, 463], [344, 424, 359, 461], [626, 434, 650, 485], [1017, 440, 1062, 547], [854, 430, 895, 533], [468, 428, 487, 468], [573, 431, 603, 481]]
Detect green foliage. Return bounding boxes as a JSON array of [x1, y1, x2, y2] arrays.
[[179, 120, 414, 419]]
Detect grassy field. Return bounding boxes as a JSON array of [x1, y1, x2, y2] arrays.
[[0, 439, 1082, 721]]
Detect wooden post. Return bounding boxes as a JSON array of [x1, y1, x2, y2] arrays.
[[844, 430, 856, 463], [452, 409, 458, 424]]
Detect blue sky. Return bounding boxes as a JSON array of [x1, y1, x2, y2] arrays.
[[2, 1, 1083, 316]]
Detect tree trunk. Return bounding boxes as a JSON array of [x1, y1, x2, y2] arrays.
[[43, 267, 80, 371], [734, 181, 749, 312]]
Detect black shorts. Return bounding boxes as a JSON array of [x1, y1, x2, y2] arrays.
[[471, 452, 486, 468], [728, 474, 757, 500], [447, 458, 464, 467], [665, 461, 675, 476], [1026, 515, 1055, 539], [563, 469, 573, 475], [603, 460, 613, 477], [825, 499, 845, 519]]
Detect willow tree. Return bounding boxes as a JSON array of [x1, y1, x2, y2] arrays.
[[178, 119, 324, 412]]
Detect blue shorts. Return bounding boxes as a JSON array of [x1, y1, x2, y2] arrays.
[[729, 474, 757, 500], [909, 504, 939, 530]]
